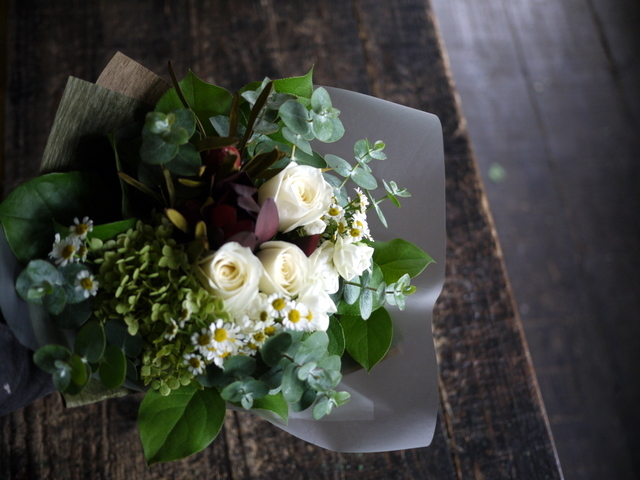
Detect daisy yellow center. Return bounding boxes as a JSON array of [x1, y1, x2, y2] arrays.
[[220, 351, 231, 359], [329, 207, 341, 216], [307, 311, 314, 321], [350, 228, 361, 237], [272, 298, 286, 311], [214, 328, 228, 342], [253, 332, 266, 342], [198, 334, 211, 346], [189, 357, 202, 368], [288, 310, 301, 323], [78, 245, 88, 257], [75, 224, 89, 235], [264, 326, 276, 335], [337, 223, 346, 234], [260, 311, 269, 322], [80, 277, 94, 290], [62, 244, 76, 259]]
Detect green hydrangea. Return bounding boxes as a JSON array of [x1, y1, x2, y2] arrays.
[[92, 218, 230, 395]]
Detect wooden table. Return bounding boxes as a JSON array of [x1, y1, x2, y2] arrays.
[[0, 1, 564, 478]]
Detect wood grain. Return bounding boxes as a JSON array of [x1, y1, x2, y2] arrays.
[[0, 0, 562, 478], [431, 0, 640, 477]]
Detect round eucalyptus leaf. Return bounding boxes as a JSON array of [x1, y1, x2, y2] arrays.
[[324, 117, 345, 143], [33, 344, 72, 374], [171, 109, 197, 139], [16, 269, 43, 304], [59, 262, 92, 304], [75, 320, 106, 363], [42, 284, 67, 315], [324, 154, 352, 177], [351, 167, 378, 190], [261, 332, 292, 367], [311, 87, 332, 114], [313, 394, 332, 420], [279, 100, 311, 136], [281, 362, 304, 404], [311, 114, 334, 142], [222, 355, 256, 378], [53, 365, 72, 392], [69, 354, 89, 386], [51, 299, 93, 330], [140, 129, 178, 165], [26, 259, 60, 284], [164, 143, 201, 176]]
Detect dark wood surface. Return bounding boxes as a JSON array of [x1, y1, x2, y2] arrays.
[[0, 1, 563, 478], [431, 1, 640, 478]]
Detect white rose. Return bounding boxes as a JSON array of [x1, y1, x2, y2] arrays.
[[197, 242, 264, 317], [258, 162, 333, 233], [332, 236, 374, 281], [257, 241, 310, 297], [309, 240, 340, 294]]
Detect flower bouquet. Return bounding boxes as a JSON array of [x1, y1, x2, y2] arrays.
[[0, 53, 445, 463]]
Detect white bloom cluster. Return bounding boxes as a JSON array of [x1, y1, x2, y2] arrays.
[[190, 167, 378, 369], [49, 217, 99, 298]]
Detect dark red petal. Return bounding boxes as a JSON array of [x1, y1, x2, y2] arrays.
[[255, 198, 279, 243]]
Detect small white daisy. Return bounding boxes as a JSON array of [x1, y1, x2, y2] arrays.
[[49, 234, 81, 267], [282, 301, 310, 331], [191, 327, 214, 354], [75, 270, 99, 298], [354, 188, 369, 213], [265, 293, 290, 319], [70, 217, 94, 239], [207, 319, 241, 357], [164, 318, 179, 341], [183, 353, 206, 375]]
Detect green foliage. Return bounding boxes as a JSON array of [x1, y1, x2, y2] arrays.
[[140, 109, 199, 168], [341, 308, 393, 372], [99, 345, 127, 389], [0, 172, 114, 263], [251, 392, 289, 424], [74, 320, 106, 363], [138, 384, 226, 465], [156, 71, 233, 137], [372, 238, 434, 284]]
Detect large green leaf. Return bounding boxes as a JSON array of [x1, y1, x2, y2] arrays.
[[138, 385, 226, 465], [0, 172, 114, 264], [156, 71, 233, 137], [273, 68, 314, 99], [251, 392, 289, 424], [341, 308, 393, 372], [98, 345, 126, 389], [372, 238, 434, 284]]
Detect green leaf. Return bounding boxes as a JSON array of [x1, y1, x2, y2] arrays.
[[291, 148, 326, 168], [52, 299, 93, 329], [0, 173, 113, 264], [294, 332, 329, 365], [282, 127, 313, 155], [33, 344, 72, 374], [324, 118, 345, 143], [324, 154, 351, 177], [52, 364, 72, 392], [164, 143, 201, 176], [261, 332, 292, 367], [75, 320, 106, 363], [311, 87, 332, 113], [311, 114, 334, 142], [341, 308, 393, 372], [99, 345, 127, 389], [279, 100, 311, 136], [351, 167, 378, 190], [273, 68, 314, 99], [251, 392, 289, 424], [372, 238, 434, 284], [171, 109, 197, 139], [326, 316, 345, 357], [281, 362, 305, 403], [156, 71, 233, 137], [58, 262, 92, 304], [43, 284, 67, 315], [359, 286, 373, 320], [89, 218, 137, 241], [104, 319, 143, 358], [222, 355, 256, 378], [140, 129, 178, 165], [69, 354, 89, 386], [139, 385, 226, 465]]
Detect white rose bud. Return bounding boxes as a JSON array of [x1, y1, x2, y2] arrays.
[[197, 242, 264, 317], [258, 162, 333, 233], [257, 241, 310, 297], [332, 236, 374, 281]]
